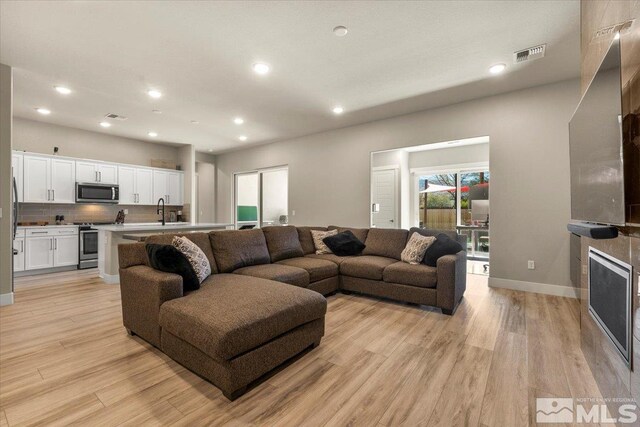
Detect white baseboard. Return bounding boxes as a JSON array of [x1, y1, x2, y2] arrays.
[[489, 277, 579, 299], [0, 292, 14, 306], [100, 272, 120, 284]]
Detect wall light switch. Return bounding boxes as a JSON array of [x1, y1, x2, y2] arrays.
[[528, 260, 535, 270], [292, 210, 296, 216], [123, 209, 128, 215]]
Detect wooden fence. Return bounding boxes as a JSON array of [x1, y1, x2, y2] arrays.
[[419, 208, 457, 230]]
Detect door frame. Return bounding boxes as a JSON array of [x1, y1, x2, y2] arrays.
[[232, 165, 288, 229], [370, 165, 400, 228]]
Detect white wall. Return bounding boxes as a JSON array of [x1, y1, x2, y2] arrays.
[[0, 64, 13, 304], [13, 117, 181, 167], [409, 143, 489, 169], [195, 152, 216, 223], [262, 168, 288, 223], [215, 79, 580, 292]]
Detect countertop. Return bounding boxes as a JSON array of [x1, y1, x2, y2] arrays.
[[93, 222, 233, 232], [17, 224, 79, 229]]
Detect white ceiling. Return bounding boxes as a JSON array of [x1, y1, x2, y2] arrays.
[[0, 1, 580, 154]]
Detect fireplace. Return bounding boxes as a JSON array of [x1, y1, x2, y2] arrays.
[[588, 247, 633, 365]]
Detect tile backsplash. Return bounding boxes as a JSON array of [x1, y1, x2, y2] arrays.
[[18, 203, 184, 225]]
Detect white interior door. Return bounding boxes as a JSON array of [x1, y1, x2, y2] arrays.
[[260, 168, 288, 227], [372, 168, 398, 228]]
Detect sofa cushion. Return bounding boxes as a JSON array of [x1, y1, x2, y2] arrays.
[[262, 226, 305, 262], [383, 261, 438, 288], [362, 228, 409, 260], [172, 236, 212, 283], [400, 233, 435, 265], [305, 253, 353, 265], [340, 255, 397, 280], [423, 233, 464, 267], [297, 226, 328, 255], [145, 232, 217, 274], [209, 229, 270, 273], [323, 230, 366, 256], [234, 264, 309, 288], [159, 273, 327, 361], [409, 227, 467, 254], [146, 244, 200, 291], [311, 229, 338, 254], [276, 257, 338, 283], [328, 226, 369, 244]]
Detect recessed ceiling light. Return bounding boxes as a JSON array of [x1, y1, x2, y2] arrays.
[[147, 131, 158, 137], [35, 107, 51, 115], [99, 121, 111, 128], [152, 109, 162, 114], [489, 63, 506, 74], [191, 120, 199, 124], [208, 149, 213, 152], [333, 26, 348, 37], [54, 86, 72, 95], [233, 117, 244, 125], [252, 63, 270, 75], [239, 135, 248, 141], [332, 106, 344, 115], [147, 89, 162, 98]]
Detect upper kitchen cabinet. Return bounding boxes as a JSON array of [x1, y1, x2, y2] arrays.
[[76, 161, 118, 185], [11, 153, 23, 202], [118, 166, 154, 205], [23, 155, 76, 203], [153, 170, 183, 206]]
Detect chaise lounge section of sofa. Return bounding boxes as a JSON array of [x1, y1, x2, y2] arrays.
[[118, 225, 466, 400]]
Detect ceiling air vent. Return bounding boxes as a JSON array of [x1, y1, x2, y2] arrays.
[[513, 44, 546, 63], [104, 113, 128, 121], [593, 20, 634, 40]]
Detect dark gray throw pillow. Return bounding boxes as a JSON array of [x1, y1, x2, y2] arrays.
[[323, 230, 366, 256], [146, 244, 200, 291], [423, 233, 463, 267]]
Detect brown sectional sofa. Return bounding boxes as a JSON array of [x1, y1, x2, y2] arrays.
[[118, 225, 466, 400]]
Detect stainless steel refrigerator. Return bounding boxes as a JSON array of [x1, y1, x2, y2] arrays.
[[12, 176, 18, 293]]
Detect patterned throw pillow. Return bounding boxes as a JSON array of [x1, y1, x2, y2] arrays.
[[172, 236, 211, 283], [310, 229, 338, 254], [401, 233, 436, 265]]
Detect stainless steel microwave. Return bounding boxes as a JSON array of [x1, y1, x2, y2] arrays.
[[76, 182, 119, 204]]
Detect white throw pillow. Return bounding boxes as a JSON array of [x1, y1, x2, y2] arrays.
[[310, 229, 338, 254], [172, 236, 211, 283], [401, 233, 436, 265]]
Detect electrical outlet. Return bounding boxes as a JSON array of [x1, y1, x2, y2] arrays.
[[123, 209, 128, 215], [528, 260, 535, 270]]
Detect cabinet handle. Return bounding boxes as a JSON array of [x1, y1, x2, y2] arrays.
[[21, 240, 24, 253], [50, 238, 53, 250], [54, 238, 57, 250], [52, 189, 55, 201], [99, 171, 102, 182], [31, 231, 48, 234], [47, 189, 50, 201]]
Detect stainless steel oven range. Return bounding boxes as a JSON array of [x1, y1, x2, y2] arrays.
[[76, 222, 114, 269]]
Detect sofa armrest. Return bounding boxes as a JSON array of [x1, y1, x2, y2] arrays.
[[119, 265, 183, 348], [436, 250, 467, 314]]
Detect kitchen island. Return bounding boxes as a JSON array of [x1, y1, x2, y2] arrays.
[[95, 222, 234, 283]]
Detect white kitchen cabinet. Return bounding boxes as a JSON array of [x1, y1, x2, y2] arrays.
[[153, 170, 183, 205], [50, 158, 76, 203], [23, 155, 50, 202], [76, 161, 118, 184], [23, 155, 76, 203], [136, 168, 154, 205], [26, 236, 54, 270], [13, 238, 25, 272], [53, 235, 79, 267], [119, 166, 154, 205], [11, 153, 23, 202]]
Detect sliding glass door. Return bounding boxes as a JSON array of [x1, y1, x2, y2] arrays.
[[234, 166, 288, 229], [414, 165, 489, 260]]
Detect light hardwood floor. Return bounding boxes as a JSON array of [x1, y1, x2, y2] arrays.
[[0, 270, 604, 426]]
